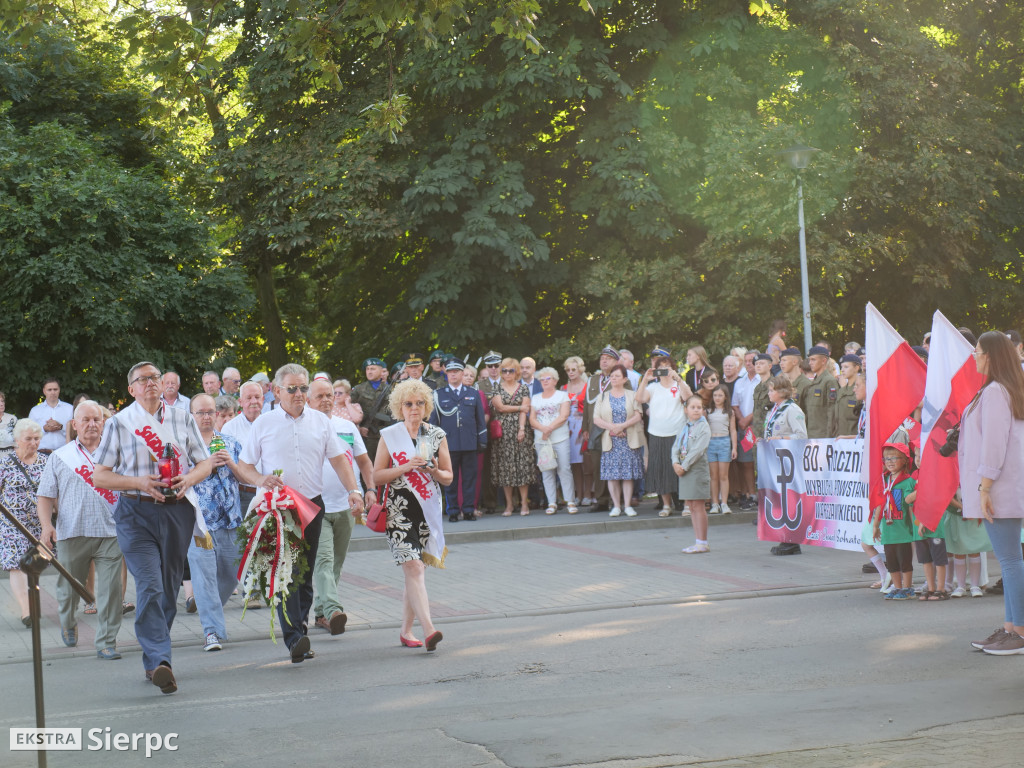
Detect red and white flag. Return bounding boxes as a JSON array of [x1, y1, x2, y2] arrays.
[[914, 311, 985, 529], [865, 303, 927, 509]]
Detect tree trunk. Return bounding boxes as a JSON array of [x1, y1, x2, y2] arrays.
[[253, 241, 288, 371]]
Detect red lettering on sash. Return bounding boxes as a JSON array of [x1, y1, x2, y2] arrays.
[[393, 450, 431, 500], [134, 425, 180, 458], [74, 465, 120, 505]]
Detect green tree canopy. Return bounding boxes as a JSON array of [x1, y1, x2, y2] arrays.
[[0, 32, 250, 412]]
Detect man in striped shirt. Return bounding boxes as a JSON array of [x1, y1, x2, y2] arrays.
[[93, 361, 213, 695]]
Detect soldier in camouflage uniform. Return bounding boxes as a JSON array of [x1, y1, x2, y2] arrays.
[[778, 347, 811, 410], [803, 345, 838, 439], [476, 352, 503, 511], [350, 357, 394, 463], [833, 354, 863, 437], [751, 354, 774, 439]]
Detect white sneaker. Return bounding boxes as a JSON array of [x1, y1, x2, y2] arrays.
[[879, 573, 893, 593], [708, 503, 721, 515], [950, 587, 966, 598], [970, 586, 984, 598], [581, 497, 592, 506], [625, 506, 637, 517], [720, 503, 732, 514], [204, 632, 223, 652], [609, 508, 621, 517]]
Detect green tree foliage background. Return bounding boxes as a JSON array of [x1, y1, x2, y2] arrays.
[[0, 0, 1020, 401]]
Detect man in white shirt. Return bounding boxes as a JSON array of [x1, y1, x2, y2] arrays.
[[520, 357, 542, 396], [250, 372, 275, 412], [235, 364, 364, 663], [220, 380, 265, 609], [38, 400, 124, 659], [730, 351, 759, 510], [221, 367, 242, 397], [220, 381, 264, 452], [201, 371, 221, 397], [618, 349, 642, 390], [305, 379, 375, 636], [160, 372, 190, 411], [28, 378, 74, 453]]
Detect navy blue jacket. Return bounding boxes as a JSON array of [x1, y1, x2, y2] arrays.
[[429, 385, 488, 452]]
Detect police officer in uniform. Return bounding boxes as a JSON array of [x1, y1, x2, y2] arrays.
[[778, 347, 812, 410], [833, 354, 863, 437], [349, 358, 394, 463], [803, 345, 838, 439], [430, 358, 487, 522], [476, 352, 502, 512], [425, 350, 448, 389]]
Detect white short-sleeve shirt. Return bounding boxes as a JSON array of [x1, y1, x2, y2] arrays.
[[321, 417, 368, 513], [239, 406, 345, 499]]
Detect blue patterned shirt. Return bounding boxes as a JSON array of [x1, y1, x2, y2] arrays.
[[192, 432, 243, 531]]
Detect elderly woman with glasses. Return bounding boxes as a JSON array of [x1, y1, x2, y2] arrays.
[[490, 358, 536, 515], [529, 367, 576, 514], [373, 379, 453, 651], [332, 379, 364, 424], [0, 419, 48, 626]]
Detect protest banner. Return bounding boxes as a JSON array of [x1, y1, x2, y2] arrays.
[[757, 438, 868, 551]]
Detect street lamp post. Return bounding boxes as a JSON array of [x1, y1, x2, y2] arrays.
[[779, 144, 819, 355]]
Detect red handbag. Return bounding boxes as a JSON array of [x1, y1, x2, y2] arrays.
[[365, 484, 389, 532], [489, 418, 503, 440]]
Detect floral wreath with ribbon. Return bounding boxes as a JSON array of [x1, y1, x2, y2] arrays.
[[236, 473, 321, 641]]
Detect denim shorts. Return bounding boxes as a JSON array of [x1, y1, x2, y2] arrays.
[[707, 436, 732, 463]]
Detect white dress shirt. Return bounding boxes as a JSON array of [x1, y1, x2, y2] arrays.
[[239, 406, 345, 499], [29, 400, 74, 452]]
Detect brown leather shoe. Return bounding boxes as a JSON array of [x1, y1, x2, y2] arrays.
[[328, 611, 348, 635], [150, 664, 177, 694]]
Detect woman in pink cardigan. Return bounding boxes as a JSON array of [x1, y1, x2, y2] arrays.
[[960, 331, 1024, 655]]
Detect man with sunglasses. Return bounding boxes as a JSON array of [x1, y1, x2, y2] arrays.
[[93, 361, 214, 694], [235, 364, 364, 664]]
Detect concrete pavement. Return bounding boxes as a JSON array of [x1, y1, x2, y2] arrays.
[[0, 503, 997, 664]]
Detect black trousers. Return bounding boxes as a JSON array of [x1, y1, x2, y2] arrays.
[[446, 450, 478, 516], [277, 498, 324, 651]]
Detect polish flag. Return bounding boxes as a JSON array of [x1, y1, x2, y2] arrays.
[[865, 303, 927, 509], [914, 311, 985, 529]]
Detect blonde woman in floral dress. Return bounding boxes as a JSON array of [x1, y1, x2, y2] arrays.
[[374, 379, 453, 651]]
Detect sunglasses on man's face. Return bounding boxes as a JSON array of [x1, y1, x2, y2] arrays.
[[283, 385, 310, 394]]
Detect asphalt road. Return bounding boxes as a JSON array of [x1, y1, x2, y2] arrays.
[[3, 586, 1022, 767]]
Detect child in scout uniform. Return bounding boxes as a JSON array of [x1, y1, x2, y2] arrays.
[[871, 441, 919, 600]]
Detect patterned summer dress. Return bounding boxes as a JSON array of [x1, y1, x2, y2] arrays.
[[384, 423, 446, 566], [491, 383, 537, 487], [0, 452, 47, 570], [599, 394, 644, 481]]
